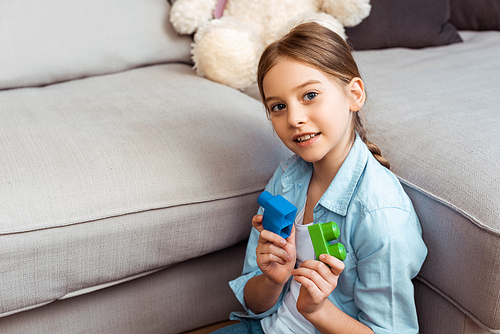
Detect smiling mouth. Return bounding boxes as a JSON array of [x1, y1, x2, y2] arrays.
[[295, 133, 320, 143]]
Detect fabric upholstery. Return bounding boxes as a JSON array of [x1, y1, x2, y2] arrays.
[[0, 63, 291, 318], [414, 280, 487, 334], [345, 0, 462, 49], [353, 31, 500, 332], [0, 0, 192, 90], [0, 242, 246, 333], [450, 0, 500, 31]]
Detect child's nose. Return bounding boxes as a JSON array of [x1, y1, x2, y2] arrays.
[[287, 107, 307, 127]]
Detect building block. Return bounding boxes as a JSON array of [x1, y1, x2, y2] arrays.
[[257, 191, 297, 239], [308, 221, 346, 261]]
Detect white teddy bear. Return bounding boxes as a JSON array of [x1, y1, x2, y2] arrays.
[[170, 0, 371, 89]]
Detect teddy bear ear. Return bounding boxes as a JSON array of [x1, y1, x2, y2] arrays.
[[192, 17, 264, 89], [213, 0, 228, 19], [169, 0, 218, 35], [320, 0, 371, 27]]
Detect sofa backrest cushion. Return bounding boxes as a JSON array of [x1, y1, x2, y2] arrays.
[[0, 0, 193, 90], [345, 0, 462, 50], [450, 0, 500, 31]]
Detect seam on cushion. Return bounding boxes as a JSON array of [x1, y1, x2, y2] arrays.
[[415, 276, 499, 333], [0, 300, 54, 319], [0, 188, 265, 235], [0, 267, 171, 319], [59, 267, 168, 300], [397, 177, 500, 238]]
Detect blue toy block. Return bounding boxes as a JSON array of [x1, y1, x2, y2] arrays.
[[308, 221, 346, 261], [257, 191, 297, 239]]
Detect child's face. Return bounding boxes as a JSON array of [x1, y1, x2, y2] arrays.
[[262, 58, 364, 166]]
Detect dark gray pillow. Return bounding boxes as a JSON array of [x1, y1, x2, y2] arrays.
[[345, 0, 462, 50], [449, 0, 500, 31]]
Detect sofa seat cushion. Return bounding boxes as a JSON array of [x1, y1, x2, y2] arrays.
[[0, 63, 290, 317], [354, 31, 500, 331]]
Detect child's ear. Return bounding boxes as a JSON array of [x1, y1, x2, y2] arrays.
[[348, 77, 365, 112]]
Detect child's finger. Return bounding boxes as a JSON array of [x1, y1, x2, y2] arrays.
[[294, 273, 322, 297], [257, 244, 291, 264], [292, 264, 333, 295], [251, 215, 264, 231], [258, 251, 288, 266], [258, 229, 287, 248], [318, 254, 345, 276], [285, 224, 296, 247], [257, 240, 291, 263], [293, 256, 345, 294]]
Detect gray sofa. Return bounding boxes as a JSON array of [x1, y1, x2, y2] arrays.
[[0, 1, 499, 334], [352, 31, 500, 333]]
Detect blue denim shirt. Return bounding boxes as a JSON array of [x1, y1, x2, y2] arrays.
[[229, 136, 427, 334]]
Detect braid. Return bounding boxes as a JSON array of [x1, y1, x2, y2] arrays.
[[354, 112, 391, 170]]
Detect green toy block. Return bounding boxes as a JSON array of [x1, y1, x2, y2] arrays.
[[308, 221, 347, 261]]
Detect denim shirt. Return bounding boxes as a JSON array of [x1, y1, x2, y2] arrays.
[[229, 136, 428, 334]]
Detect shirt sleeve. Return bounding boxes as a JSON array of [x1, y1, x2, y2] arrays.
[[229, 166, 290, 321], [229, 224, 290, 321], [352, 207, 427, 334]]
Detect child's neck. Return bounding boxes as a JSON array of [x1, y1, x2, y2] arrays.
[[311, 163, 338, 190], [303, 142, 352, 224], [303, 167, 337, 225], [310, 151, 345, 189], [310, 134, 354, 189]]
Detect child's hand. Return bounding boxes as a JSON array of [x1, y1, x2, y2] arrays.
[[252, 215, 296, 286], [292, 254, 345, 317]]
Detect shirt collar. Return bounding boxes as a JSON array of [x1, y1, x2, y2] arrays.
[[320, 135, 368, 216], [280, 135, 368, 216]]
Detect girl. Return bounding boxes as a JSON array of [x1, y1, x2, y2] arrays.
[[214, 22, 427, 334]]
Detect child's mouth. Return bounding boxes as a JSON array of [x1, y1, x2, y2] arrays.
[[295, 133, 320, 143]]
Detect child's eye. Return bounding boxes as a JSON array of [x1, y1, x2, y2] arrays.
[[270, 103, 286, 112], [304, 92, 317, 101]]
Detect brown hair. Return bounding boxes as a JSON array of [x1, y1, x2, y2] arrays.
[[257, 22, 390, 169]]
